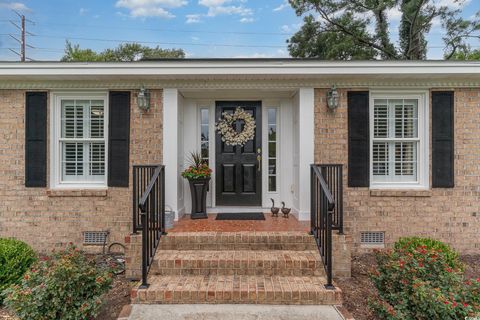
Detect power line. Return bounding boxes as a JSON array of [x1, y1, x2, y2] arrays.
[[7, 10, 35, 62]]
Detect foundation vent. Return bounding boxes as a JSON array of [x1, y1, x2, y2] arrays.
[[361, 231, 385, 246], [83, 231, 108, 245]]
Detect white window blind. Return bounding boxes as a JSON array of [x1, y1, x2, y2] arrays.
[[372, 98, 419, 183], [60, 99, 106, 183]]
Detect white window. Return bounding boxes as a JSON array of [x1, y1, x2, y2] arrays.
[[370, 92, 428, 189], [51, 92, 108, 188], [267, 108, 278, 192], [199, 108, 209, 164]]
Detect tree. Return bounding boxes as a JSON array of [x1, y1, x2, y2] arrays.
[[287, 0, 480, 60], [61, 41, 185, 62], [448, 47, 480, 60]]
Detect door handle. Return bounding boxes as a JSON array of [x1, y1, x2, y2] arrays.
[[257, 148, 262, 172]]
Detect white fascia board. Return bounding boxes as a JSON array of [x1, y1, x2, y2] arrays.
[[0, 60, 480, 78]]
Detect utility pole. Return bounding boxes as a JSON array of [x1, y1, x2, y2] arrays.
[[9, 10, 34, 62]]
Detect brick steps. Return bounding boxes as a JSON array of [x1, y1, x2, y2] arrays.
[[132, 232, 342, 306], [132, 275, 342, 305], [158, 231, 317, 251], [150, 250, 323, 276]]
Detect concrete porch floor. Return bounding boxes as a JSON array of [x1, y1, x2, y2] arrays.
[[169, 213, 310, 233]]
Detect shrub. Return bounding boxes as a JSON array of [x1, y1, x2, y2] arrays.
[[3, 244, 113, 320], [370, 237, 480, 320], [0, 238, 36, 301]]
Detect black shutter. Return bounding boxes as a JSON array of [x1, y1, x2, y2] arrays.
[[348, 91, 370, 187], [432, 91, 454, 188], [108, 91, 131, 187], [25, 92, 47, 187]]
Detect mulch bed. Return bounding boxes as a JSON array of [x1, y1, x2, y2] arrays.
[[337, 254, 480, 320]]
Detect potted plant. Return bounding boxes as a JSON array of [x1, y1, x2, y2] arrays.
[[181, 152, 212, 219]]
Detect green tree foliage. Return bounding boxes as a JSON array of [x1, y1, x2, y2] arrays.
[[448, 47, 480, 60], [287, 0, 480, 60], [61, 41, 185, 62]]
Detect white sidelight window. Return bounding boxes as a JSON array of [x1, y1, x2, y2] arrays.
[[199, 108, 209, 164], [370, 92, 428, 189], [51, 93, 108, 188], [267, 108, 278, 192]]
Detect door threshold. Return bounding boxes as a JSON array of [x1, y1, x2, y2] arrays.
[[208, 206, 266, 213]]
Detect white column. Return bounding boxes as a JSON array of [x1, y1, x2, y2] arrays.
[[163, 88, 181, 220], [297, 88, 315, 221]]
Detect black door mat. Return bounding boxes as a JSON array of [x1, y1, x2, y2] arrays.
[[215, 212, 265, 220]]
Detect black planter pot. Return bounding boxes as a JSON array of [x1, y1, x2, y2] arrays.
[[188, 177, 210, 219]]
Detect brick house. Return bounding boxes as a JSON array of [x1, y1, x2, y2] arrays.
[[0, 59, 478, 305]]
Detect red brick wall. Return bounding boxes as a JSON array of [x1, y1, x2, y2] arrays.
[[0, 89, 163, 252], [314, 88, 480, 254]]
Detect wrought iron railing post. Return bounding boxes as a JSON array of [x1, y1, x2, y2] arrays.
[[161, 167, 167, 235], [139, 211, 149, 289], [310, 166, 315, 236], [325, 205, 334, 289]]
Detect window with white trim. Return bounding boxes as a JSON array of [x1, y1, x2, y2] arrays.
[[370, 93, 428, 189], [52, 93, 108, 188]]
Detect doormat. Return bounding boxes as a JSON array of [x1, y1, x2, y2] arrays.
[[215, 212, 265, 220]]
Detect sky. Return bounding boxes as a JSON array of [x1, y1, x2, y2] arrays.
[[0, 0, 479, 61]]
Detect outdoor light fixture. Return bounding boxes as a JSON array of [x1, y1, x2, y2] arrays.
[[327, 85, 340, 110], [137, 86, 151, 111]]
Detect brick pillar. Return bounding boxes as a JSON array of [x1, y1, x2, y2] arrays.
[[332, 233, 352, 278], [125, 233, 142, 280]]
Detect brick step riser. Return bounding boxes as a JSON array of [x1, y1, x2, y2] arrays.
[[158, 244, 317, 251], [133, 290, 341, 305], [151, 268, 323, 276]]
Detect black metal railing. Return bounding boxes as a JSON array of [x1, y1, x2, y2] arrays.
[[132, 165, 158, 232], [318, 164, 343, 234], [137, 165, 166, 289], [310, 164, 343, 289]]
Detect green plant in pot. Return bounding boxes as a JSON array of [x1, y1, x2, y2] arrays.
[[181, 152, 212, 219]]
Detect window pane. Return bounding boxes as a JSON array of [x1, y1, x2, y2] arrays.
[[395, 100, 418, 138], [61, 100, 83, 139], [63, 142, 84, 179], [268, 125, 276, 141], [268, 176, 276, 192], [201, 108, 209, 124], [268, 159, 276, 175], [373, 142, 389, 176], [395, 142, 417, 177], [201, 125, 209, 141], [268, 108, 276, 124], [374, 103, 388, 138], [268, 142, 276, 158], [90, 103, 104, 138], [89, 143, 105, 176]]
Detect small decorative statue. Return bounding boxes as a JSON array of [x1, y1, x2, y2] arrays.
[[281, 202, 291, 218], [270, 198, 279, 217]]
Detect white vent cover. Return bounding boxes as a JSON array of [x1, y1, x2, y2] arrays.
[[361, 232, 385, 245], [83, 231, 108, 245]]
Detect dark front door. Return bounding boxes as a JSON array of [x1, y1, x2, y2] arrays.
[[215, 101, 262, 206]]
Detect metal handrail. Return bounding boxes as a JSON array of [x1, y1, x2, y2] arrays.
[[136, 164, 166, 289], [310, 164, 342, 289]]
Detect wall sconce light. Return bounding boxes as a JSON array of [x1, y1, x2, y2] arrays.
[[327, 85, 339, 110], [137, 86, 150, 111]]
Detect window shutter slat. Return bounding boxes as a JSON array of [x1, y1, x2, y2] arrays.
[[108, 91, 131, 187], [348, 91, 370, 187], [432, 91, 454, 188], [25, 92, 47, 187]]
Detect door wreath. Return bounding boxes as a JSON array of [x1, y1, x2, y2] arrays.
[[215, 107, 256, 146]]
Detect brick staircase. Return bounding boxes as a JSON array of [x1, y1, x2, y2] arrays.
[[131, 231, 342, 305]]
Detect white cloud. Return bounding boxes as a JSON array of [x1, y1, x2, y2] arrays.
[[199, 0, 253, 18], [281, 23, 301, 33], [0, 2, 30, 12], [115, 0, 187, 18], [240, 17, 254, 23], [186, 14, 202, 23], [273, 0, 289, 12], [387, 6, 402, 21], [435, 0, 471, 8], [79, 8, 87, 15]]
